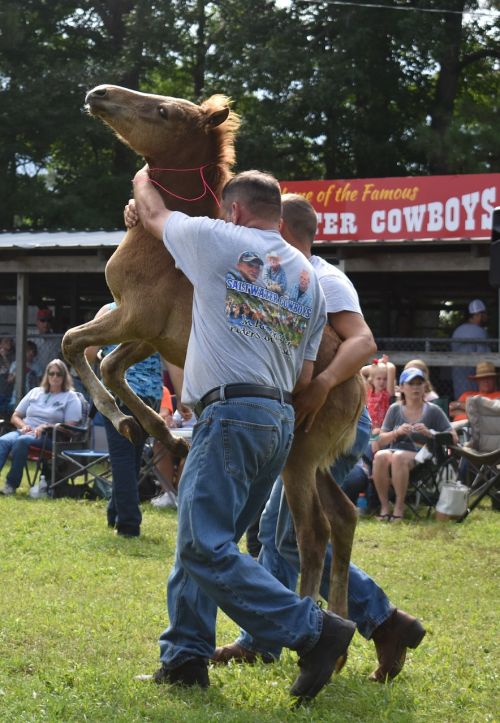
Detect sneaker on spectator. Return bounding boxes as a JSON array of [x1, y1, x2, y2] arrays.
[[151, 491, 178, 509], [0, 484, 16, 496]]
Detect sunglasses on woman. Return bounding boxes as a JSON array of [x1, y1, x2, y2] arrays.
[[48, 371, 63, 377]]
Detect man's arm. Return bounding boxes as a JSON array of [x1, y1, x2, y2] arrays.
[[294, 311, 376, 432], [133, 166, 172, 241]]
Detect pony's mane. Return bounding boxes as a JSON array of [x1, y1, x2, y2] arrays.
[[201, 94, 240, 171]]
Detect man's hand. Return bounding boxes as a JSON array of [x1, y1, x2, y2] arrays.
[[293, 375, 330, 432], [178, 404, 193, 421], [133, 164, 170, 241], [124, 198, 139, 229]]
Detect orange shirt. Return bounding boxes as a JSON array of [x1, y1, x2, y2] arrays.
[[452, 391, 500, 421], [161, 385, 174, 414]]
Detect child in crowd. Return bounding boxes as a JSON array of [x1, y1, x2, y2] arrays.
[[362, 355, 396, 436]]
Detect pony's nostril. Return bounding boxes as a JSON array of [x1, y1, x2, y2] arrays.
[[93, 87, 107, 97]]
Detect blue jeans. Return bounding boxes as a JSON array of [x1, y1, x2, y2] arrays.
[[237, 408, 394, 658], [159, 397, 323, 668], [0, 430, 50, 488], [104, 412, 147, 536]]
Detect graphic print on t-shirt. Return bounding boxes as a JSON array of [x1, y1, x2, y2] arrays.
[[225, 250, 313, 354]]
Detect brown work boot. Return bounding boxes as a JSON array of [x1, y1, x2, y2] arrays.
[[210, 642, 274, 665], [290, 610, 356, 701], [370, 609, 426, 682]]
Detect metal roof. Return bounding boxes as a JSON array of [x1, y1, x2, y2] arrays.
[[0, 231, 123, 250]]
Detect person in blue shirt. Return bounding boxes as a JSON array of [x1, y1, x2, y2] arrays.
[[86, 302, 163, 537]]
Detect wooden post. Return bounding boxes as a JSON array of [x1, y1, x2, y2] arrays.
[[15, 273, 28, 405]]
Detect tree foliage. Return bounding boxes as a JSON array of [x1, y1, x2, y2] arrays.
[[0, 0, 498, 229]]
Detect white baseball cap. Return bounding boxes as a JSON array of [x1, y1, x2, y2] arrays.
[[468, 299, 486, 314]]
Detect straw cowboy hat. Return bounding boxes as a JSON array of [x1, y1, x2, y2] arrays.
[[469, 361, 497, 379]]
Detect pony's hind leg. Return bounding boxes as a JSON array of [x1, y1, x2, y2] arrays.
[[100, 341, 188, 457], [282, 464, 330, 604], [316, 468, 357, 619], [62, 311, 141, 442]]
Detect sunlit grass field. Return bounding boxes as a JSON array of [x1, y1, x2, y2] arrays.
[[0, 477, 498, 722]]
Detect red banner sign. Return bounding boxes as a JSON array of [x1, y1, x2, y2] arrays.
[[279, 173, 499, 243]]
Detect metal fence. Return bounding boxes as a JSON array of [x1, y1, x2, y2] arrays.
[[373, 337, 500, 401]]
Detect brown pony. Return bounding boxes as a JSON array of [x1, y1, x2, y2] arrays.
[[62, 85, 363, 625]]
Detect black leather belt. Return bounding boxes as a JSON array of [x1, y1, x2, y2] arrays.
[[195, 383, 292, 417]]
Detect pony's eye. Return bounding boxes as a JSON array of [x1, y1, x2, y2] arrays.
[[158, 106, 168, 119]]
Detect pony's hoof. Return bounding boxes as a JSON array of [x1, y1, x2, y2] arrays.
[[118, 417, 143, 445], [174, 437, 190, 458]]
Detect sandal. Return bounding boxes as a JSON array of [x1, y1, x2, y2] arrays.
[[376, 513, 391, 522]]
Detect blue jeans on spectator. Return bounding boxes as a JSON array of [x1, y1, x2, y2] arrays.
[[0, 430, 51, 489], [0, 430, 50, 489], [159, 398, 324, 669], [104, 403, 149, 536], [236, 407, 394, 659]]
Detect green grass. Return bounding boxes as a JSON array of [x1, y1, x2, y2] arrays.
[[0, 477, 498, 722]]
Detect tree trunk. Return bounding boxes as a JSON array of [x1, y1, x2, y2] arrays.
[[428, 5, 465, 173]]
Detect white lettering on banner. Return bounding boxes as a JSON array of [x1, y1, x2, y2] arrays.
[[445, 197, 460, 231], [481, 187, 496, 228], [371, 210, 385, 234], [402, 204, 426, 232], [317, 212, 358, 235], [368, 187, 497, 236], [461, 192, 480, 230], [427, 202, 443, 232]]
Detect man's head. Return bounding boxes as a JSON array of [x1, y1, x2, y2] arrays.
[[36, 308, 53, 332], [280, 194, 318, 254], [469, 361, 497, 393], [468, 299, 487, 326], [236, 251, 264, 282], [221, 170, 282, 227]]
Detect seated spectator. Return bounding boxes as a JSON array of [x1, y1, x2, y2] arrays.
[[339, 453, 379, 514], [0, 336, 15, 415], [361, 355, 396, 437], [403, 359, 439, 402], [0, 359, 82, 496], [449, 361, 500, 422], [7, 341, 42, 408], [372, 367, 457, 522]]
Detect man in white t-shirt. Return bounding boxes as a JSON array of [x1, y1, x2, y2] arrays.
[[133, 169, 356, 700], [213, 195, 426, 683]]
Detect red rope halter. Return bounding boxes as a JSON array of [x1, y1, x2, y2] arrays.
[[148, 164, 221, 208]]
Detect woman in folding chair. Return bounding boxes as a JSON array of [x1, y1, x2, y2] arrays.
[[0, 359, 81, 495], [372, 366, 457, 522]]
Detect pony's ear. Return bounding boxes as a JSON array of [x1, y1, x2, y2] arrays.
[[206, 107, 230, 128]]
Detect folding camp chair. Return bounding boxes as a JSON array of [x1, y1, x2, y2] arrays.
[[24, 392, 92, 489], [406, 431, 459, 518], [447, 396, 500, 520], [49, 411, 111, 499]]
